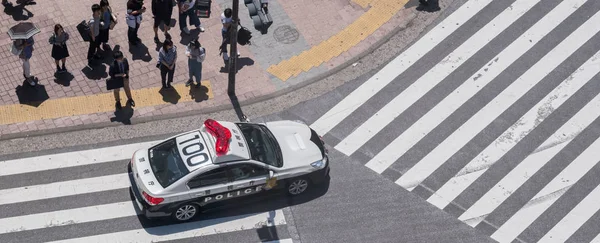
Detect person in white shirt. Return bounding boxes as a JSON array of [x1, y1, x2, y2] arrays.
[[219, 8, 239, 63], [178, 0, 204, 34], [185, 38, 205, 87]]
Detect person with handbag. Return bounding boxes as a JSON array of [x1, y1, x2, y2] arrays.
[[177, 0, 204, 35], [219, 8, 239, 64], [14, 37, 35, 86], [108, 51, 135, 110], [99, 0, 115, 50], [49, 24, 70, 74], [157, 39, 177, 89], [185, 38, 205, 87]]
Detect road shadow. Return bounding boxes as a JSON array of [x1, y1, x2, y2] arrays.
[[158, 87, 181, 104], [189, 84, 209, 102], [15, 78, 48, 107], [53, 71, 74, 87], [179, 29, 200, 46], [129, 42, 152, 62], [131, 175, 330, 232], [109, 103, 134, 125], [219, 57, 254, 73], [98, 44, 120, 65], [2, 1, 35, 21]]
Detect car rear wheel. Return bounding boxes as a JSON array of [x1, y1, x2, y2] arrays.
[[173, 204, 199, 222], [287, 178, 309, 196]]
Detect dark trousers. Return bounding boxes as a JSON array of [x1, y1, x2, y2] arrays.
[[87, 36, 100, 60], [127, 23, 140, 43], [179, 9, 200, 30], [160, 64, 175, 87]]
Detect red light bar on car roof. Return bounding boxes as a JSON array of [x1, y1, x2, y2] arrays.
[[204, 119, 231, 156]]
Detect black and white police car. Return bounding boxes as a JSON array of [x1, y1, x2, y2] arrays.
[[128, 119, 329, 222]]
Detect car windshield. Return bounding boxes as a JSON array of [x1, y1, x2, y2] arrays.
[[148, 139, 190, 188], [237, 123, 282, 167]]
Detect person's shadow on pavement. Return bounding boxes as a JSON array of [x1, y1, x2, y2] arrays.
[[110, 104, 134, 125], [2, 0, 34, 20], [159, 87, 181, 104]]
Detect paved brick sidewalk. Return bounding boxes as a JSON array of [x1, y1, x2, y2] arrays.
[[0, 0, 417, 138]]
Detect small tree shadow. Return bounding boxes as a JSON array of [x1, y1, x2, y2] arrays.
[[3, 1, 34, 21], [219, 57, 255, 73], [109, 104, 134, 125], [15, 78, 48, 107], [129, 42, 152, 62], [53, 71, 74, 86], [189, 84, 209, 102], [81, 63, 108, 80], [159, 88, 181, 104]]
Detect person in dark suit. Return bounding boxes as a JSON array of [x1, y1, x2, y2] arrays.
[[109, 51, 135, 110]]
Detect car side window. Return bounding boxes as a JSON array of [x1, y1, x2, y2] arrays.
[[188, 167, 229, 189], [228, 164, 268, 181]]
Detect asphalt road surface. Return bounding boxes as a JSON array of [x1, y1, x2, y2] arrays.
[[3, 0, 600, 242]]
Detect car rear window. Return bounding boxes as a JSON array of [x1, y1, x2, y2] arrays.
[[149, 139, 190, 188]]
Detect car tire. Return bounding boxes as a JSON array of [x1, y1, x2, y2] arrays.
[[287, 177, 310, 196], [172, 203, 199, 222]]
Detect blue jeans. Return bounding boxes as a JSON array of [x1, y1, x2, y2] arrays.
[[179, 9, 200, 30], [188, 58, 202, 83]]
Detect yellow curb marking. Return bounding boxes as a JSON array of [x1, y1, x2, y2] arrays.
[[353, 0, 374, 9], [267, 0, 408, 81], [0, 81, 213, 126]]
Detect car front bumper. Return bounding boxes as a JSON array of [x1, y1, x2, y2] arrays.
[[307, 155, 330, 184]]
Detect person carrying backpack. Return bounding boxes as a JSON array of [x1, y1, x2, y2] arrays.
[[185, 38, 205, 87]]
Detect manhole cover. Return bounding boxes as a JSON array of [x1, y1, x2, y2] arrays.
[[273, 25, 300, 44]]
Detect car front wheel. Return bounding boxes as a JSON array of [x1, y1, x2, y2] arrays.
[[172, 203, 199, 222], [287, 178, 309, 196]]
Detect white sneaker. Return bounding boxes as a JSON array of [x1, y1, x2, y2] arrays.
[[182, 27, 190, 34], [196, 26, 205, 32]]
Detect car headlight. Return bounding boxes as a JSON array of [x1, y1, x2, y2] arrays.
[[310, 157, 327, 169]]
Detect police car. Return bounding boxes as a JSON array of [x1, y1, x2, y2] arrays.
[[128, 119, 329, 222]]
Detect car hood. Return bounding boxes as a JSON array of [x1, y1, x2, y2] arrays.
[[265, 121, 323, 169]]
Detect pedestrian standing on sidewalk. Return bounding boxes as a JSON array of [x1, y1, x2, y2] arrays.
[[87, 4, 102, 66], [158, 39, 177, 89], [17, 37, 35, 86], [126, 0, 146, 45], [49, 24, 70, 74], [99, 0, 113, 50], [152, 0, 174, 43], [177, 0, 204, 35], [185, 38, 205, 87], [109, 51, 135, 110], [219, 8, 239, 64]]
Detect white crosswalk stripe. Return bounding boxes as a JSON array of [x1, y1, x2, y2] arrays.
[[310, 0, 600, 242], [0, 142, 293, 242]]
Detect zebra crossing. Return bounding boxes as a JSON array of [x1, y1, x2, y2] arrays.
[[0, 141, 292, 243], [310, 0, 600, 242]]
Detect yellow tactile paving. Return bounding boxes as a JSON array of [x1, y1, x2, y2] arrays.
[[0, 81, 213, 126], [267, 0, 408, 81], [352, 0, 374, 8]]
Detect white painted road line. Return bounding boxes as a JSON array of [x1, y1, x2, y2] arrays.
[[309, 0, 494, 135], [392, 9, 600, 188], [0, 173, 130, 205], [47, 210, 287, 243], [491, 135, 600, 242], [538, 182, 600, 243], [0, 141, 159, 177], [448, 50, 600, 220], [0, 201, 139, 234], [262, 239, 294, 243], [362, 0, 575, 174], [336, 0, 552, 157]]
